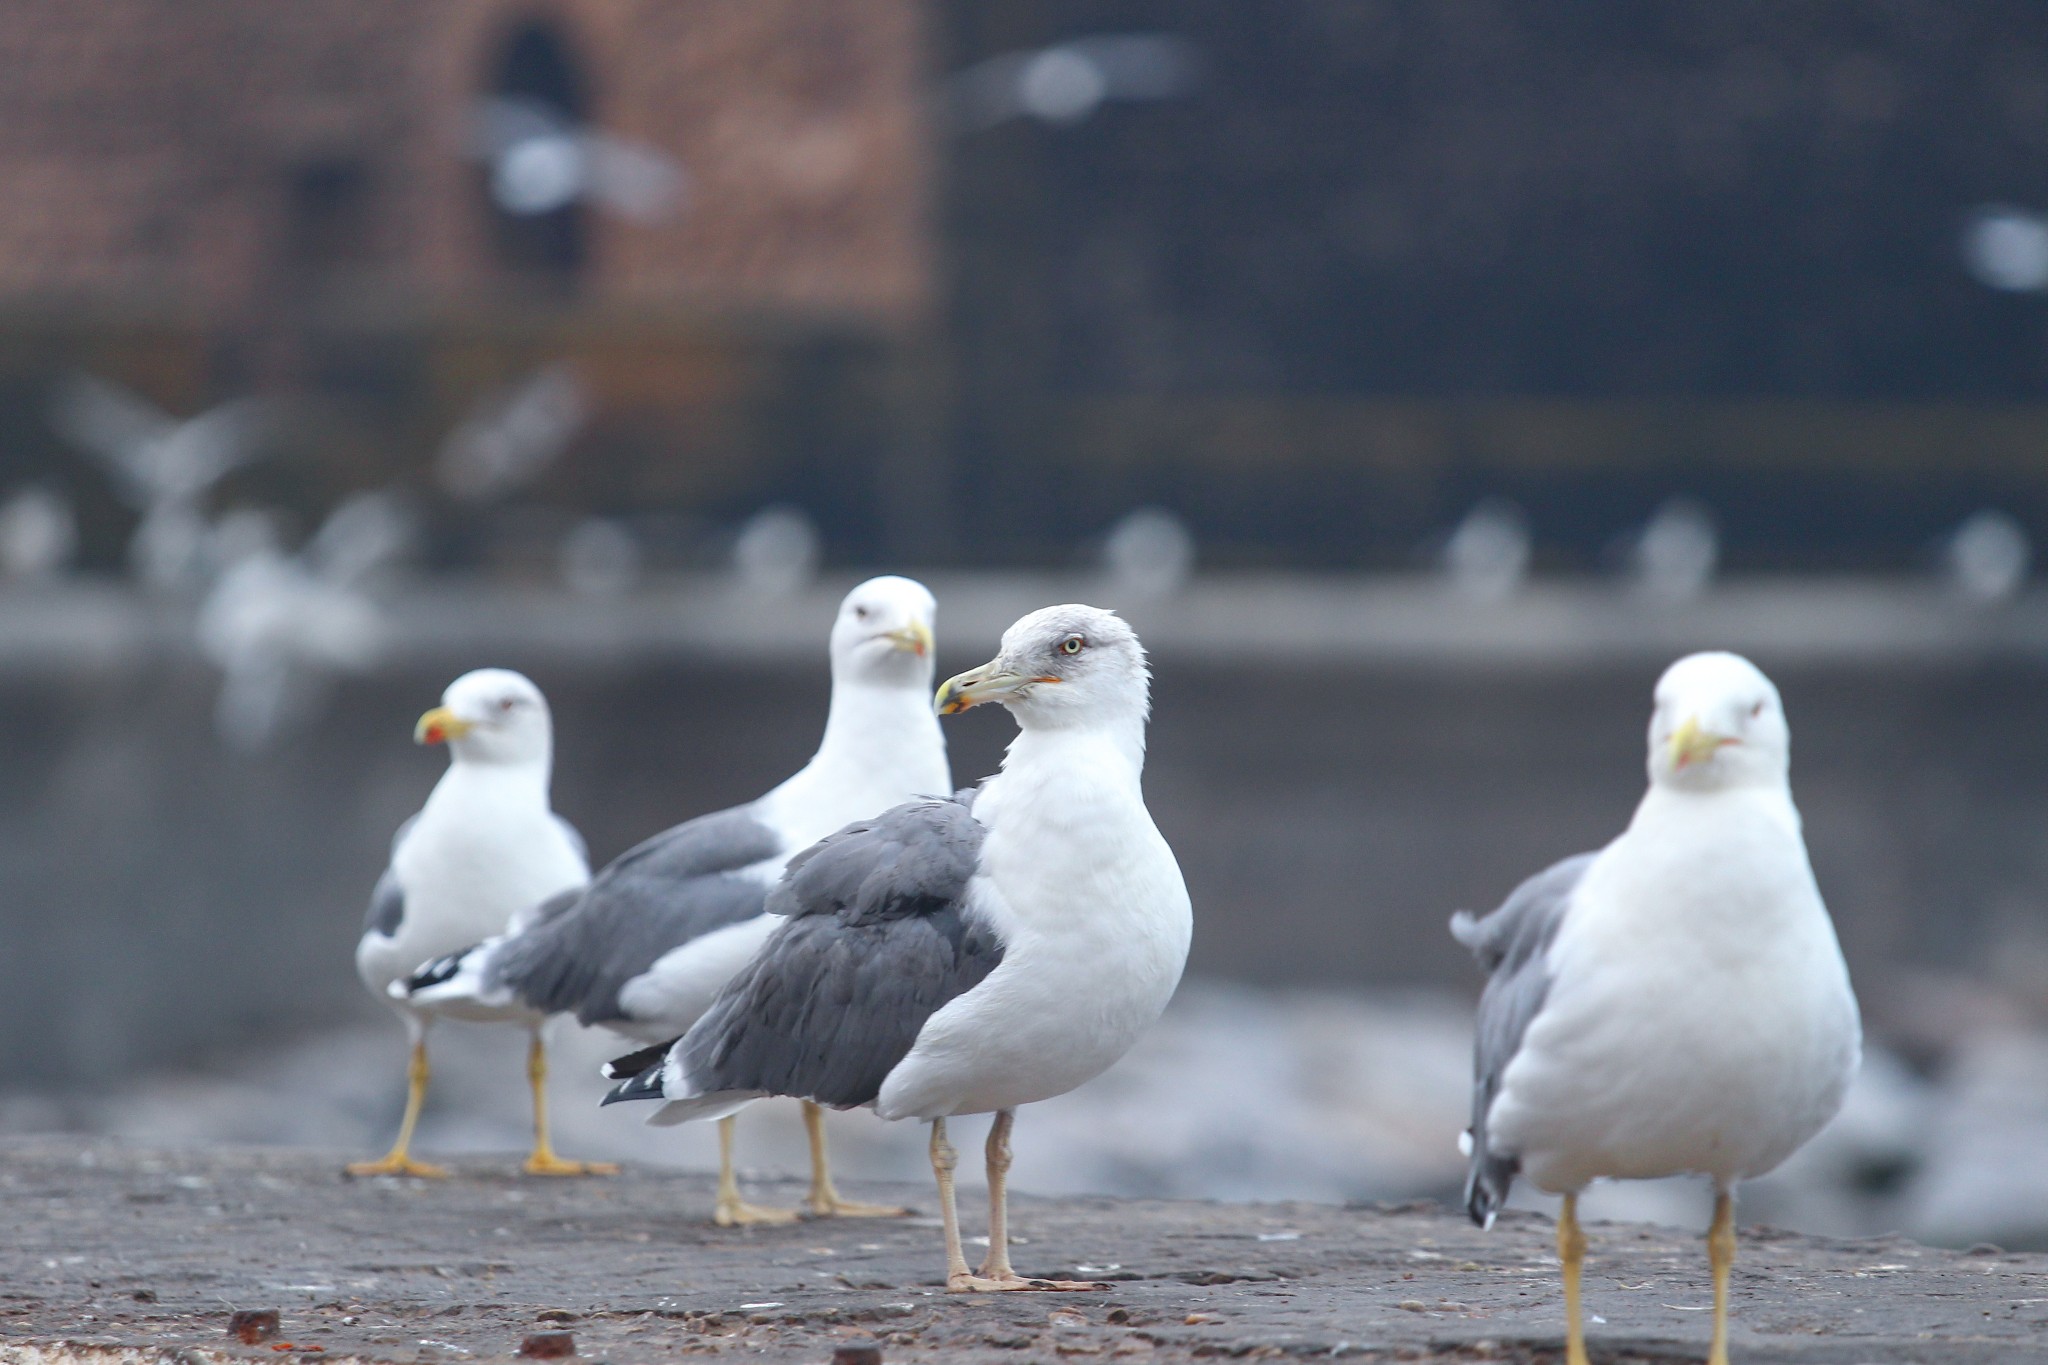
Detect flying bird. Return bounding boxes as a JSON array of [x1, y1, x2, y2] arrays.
[[352, 669, 610, 1179], [49, 374, 279, 590], [402, 576, 949, 1224], [195, 493, 412, 752], [606, 604, 1192, 1292], [1452, 652, 1860, 1365]]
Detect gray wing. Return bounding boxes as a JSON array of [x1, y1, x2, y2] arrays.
[[361, 814, 420, 940], [484, 806, 784, 1027], [1449, 850, 1596, 1226], [673, 796, 1001, 1110]]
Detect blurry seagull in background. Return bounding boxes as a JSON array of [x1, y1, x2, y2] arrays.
[[403, 577, 948, 1224], [730, 505, 821, 598], [468, 96, 684, 224], [434, 363, 587, 503], [942, 33, 1201, 134], [1616, 496, 1719, 602], [352, 668, 608, 1179], [50, 373, 279, 591], [1439, 498, 1532, 601], [605, 605, 1192, 1291], [1452, 652, 1859, 1365], [1940, 509, 2032, 604], [1961, 205, 2048, 294], [1102, 506, 1196, 600], [0, 486, 77, 583], [195, 492, 413, 753]]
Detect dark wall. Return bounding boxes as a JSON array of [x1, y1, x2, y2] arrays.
[[4, 648, 2041, 1086]]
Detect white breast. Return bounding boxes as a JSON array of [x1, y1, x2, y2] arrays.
[[356, 766, 588, 996], [1489, 790, 1860, 1192], [875, 739, 1192, 1122]]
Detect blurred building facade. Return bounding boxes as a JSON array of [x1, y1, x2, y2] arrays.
[[0, 0, 935, 566]]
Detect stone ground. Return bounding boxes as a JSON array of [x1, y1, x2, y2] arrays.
[[4, 1142, 2048, 1364]]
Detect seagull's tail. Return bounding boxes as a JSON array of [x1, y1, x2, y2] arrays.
[[394, 940, 524, 1021], [599, 1040, 761, 1127]]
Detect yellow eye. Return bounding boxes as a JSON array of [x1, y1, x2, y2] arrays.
[[1060, 636, 1084, 655]]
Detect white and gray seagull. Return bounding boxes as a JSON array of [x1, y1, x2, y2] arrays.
[[351, 668, 609, 1178], [604, 604, 1192, 1292], [402, 576, 949, 1224], [1453, 651, 1860, 1365]]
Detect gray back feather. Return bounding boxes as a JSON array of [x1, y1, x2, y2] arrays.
[[361, 814, 420, 940], [676, 796, 1001, 1110], [1450, 850, 1595, 1226], [487, 806, 783, 1027]]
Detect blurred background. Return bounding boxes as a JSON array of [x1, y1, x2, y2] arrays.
[[4, 0, 2048, 1248]]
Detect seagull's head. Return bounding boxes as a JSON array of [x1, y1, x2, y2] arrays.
[[936, 604, 1149, 730], [829, 575, 938, 687], [1647, 651, 1789, 791], [416, 668, 552, 766]]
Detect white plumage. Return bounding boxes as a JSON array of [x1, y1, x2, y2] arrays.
[[1455, 650, 1859, 1365], [350, 667, 607, 1178]]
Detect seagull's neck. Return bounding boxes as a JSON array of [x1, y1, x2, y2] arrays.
[[1633, 776, 1802, 842], [770, 678, 950, 836], [999, 710, 1148, 796], [426, 754, 553, 818]]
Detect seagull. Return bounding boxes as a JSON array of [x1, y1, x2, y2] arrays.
[[401, 576, 949, 1224], [1451, 651, 1860, 1365], [1439, 498, 1531, 601], [195, 493, 412, 752], [1617, 497, 1718, 602], [351, 668, 611, 1179], [604, 604, 1192, 1292], [48, 373, 277, 590]]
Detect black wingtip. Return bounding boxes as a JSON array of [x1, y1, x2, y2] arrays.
[[603, 1065, 668, 1106], [401, 948, 471, 995], [601, 1038, 679, 1082]]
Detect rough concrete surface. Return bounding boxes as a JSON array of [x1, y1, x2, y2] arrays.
[[4, 1140, 2046, 1364]]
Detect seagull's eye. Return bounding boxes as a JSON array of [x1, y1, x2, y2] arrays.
[[854, 605, 872, 622], [1750, 701, 1765, 718], [500, 697, 518, 712], [1060, 636, 1084, 655]]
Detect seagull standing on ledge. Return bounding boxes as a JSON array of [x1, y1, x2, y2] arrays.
[[1453, 651, 1859, 1365], [606, 605, 1192, 1292], [352, 669, 609, 1178], [402, 576, 949, 1224]]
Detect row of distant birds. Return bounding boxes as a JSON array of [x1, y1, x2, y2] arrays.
[[6, 370, 2035, 762], [352, 573, 1858, 1363]]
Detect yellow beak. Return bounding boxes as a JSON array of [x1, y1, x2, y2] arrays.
[[1669, 715, 1731, 770], [885, 621, 934, 657], [936, 660, 1041, 715], [415, 706, 474, 746]]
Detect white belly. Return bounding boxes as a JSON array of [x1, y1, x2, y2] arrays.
[[1491, 826, 1861, 1191]]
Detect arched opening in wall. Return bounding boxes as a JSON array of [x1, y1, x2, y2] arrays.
[[478, 18, 592, 288]]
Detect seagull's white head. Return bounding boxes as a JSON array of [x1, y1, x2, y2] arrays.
[[935, 603, 1149, 731], [416, 667, 552, 767], [828, 575, 938, 688], [1646, 651, 1789, 791]]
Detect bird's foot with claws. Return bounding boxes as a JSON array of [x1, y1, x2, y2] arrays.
[[522, 1153, 620, 1177], [808, 1195, 910, 1219], [949, 1271, 1111, 1293], [345, 1154, 448, 1179], [715, 1199, 802, 1227]]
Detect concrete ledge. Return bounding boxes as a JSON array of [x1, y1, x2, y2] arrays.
[[2, 1141, 2042, 1363]]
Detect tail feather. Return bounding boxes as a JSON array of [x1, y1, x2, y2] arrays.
[[1464, 1145, 1518, 1229], [393, 940, 523, 1020], [603, 1064, 669, 1107]]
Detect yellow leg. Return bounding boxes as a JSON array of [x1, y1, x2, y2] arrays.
[[521, 1033, 618, 1177], [932, 1118, 974, 1286], [713, 1114, 798, 1226], [1708, 1189, 1736, 1365], [946, 1110, 1105, 1293], [347, 1039, 447, 1178], [1559, 1192, 1591, 1365], [803, 1100, 906, 1217]]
